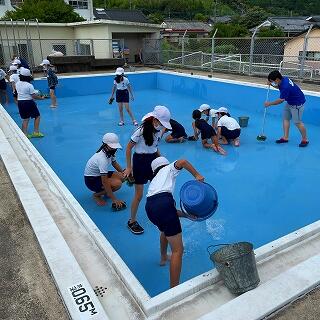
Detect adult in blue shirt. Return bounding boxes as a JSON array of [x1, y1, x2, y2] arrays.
[[264, 70, 308, 147]]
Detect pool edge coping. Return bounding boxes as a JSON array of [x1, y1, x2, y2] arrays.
[[2, 70, 320, 318]]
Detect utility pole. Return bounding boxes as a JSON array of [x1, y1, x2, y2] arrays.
[[213, 0, 218, 24]]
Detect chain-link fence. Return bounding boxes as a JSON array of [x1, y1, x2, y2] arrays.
[[0, 37, 125, 71], [142, 34, 320, 81]]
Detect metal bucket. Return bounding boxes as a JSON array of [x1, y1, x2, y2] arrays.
[[207, 242, 260, 294], [238, 116, 249, 128]]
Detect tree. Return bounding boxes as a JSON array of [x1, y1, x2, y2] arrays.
[[211, 22, 249, 37], [148, 12, 164, 24], [235, 6, 268, 29], [194, 13, 208, 22], [2, 0, 85, 23], [258, 26, 285, 37]]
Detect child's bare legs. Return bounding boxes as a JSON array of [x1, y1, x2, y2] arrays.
[[219, 136, 229, 144], [22, 118, 30, 135], [118, 103, 124, 123], [167, 233, 184, 288], [165, 135, 186, 143], [124, 103, 137, 124], [211, 137, 226, 155], [130, 184, 143, 223], [50, 89, 57, 107], [93, 173, 123, 206], [160, 232, 169, 266], [34, 116, 41, 133]]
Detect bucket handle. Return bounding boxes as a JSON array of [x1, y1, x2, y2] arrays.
[[207, 244, 230, 256]]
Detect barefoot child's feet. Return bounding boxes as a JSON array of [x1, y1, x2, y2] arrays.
[[160, 254, 171, 266], [93, 194, 106, 206]]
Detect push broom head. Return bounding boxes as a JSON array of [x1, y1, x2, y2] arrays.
[[257, 135, 267, 141]]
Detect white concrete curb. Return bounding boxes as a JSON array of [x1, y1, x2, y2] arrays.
[[0, 127, 109, 320]]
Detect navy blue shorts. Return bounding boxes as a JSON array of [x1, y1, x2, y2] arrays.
[[145, 192, 182, 237], [116, 89, 129, 103], [84, 171, 114, 193], [0, 78, 7, 90], [49, 86, 56, 91], [171, 128, 187, 139], [201, 126, 216, 140], [17, 100, 40, 120], [132, 152, 158, 185], [221, 127, 241, 140]]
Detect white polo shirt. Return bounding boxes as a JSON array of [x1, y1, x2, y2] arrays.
[[217, 115, 240, 130], [131, 127, 161, 154], [114, 77, 129, 90], [147, 162, 181, 197], [16, 81, 37, 101], [84, 150, 115, 176], [9, 73, 19, 84], [0, 69, 6, 80]]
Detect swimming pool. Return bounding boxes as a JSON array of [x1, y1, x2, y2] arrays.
[[6, 71, 320, 298]]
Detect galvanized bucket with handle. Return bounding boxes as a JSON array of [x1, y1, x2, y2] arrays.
[[207, 242, 260, 294]]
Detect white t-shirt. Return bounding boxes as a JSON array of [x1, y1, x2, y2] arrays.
[[84, 150, 115, 176], [217, 115, 240, 130], [131, 127, 161, 154], [147, 162, 181, 197], [16, 81, 37, 101], [0, 69, 6, 80], [114, 77, 129, 90], [9, 73, 19, 84]]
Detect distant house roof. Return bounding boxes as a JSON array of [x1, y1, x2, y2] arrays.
[[209, 16, 232, 24], [252, 17, 311, 34], [93, 8, 150, 24], [161, 20, 212, 33], [306, 16, 320, 23]]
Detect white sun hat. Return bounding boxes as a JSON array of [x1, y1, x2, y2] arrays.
[[102, 133, 122, 149], [198, 104, 211, 112], [40, 59, 51, 66], [115, 67, 124, 75], [151, 156, 170, 173], [9, 65, 17, 71], [19, 67, 31, 77], [12, 59, 21, 65], [217, 107, 229, 113], [141, 105, 172, 129]]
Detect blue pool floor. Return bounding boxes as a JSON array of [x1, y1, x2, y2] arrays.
[[6, 88, 320, 297]]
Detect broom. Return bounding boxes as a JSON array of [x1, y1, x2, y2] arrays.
[[257, 86, 270, 141]]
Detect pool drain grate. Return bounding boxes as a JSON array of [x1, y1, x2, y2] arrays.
[[93, 285, 108, 297]]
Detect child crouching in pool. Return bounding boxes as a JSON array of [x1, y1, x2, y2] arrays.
[[163, 119, 188, 143], [191, 110, 226, 155], [145, 156, 204, 288]]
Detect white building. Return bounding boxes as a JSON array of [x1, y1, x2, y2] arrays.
[[0, 0, 94, 20]]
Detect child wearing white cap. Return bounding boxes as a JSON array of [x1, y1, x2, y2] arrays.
[[216, 107, 241, 147], [40, 59, 58, 108], [84, 133, 126, 208], [9, 65, 19, 104], [109, 67, 138, 126], [124, 105, 171, 235], [198, 104, 218, 127], [0, 67, 9, 105], [15, 67, 45, 138], [145, 156, 204, 288]]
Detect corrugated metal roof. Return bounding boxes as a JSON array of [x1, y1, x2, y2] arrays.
[[268, 16, 311, 32], [161, 20, 211, 32], [93, 8, 149, 24]]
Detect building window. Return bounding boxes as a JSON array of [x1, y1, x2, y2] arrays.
[[69, 0, 88, 9], [10, 0, 23, 6], [0, 0, 5, 5], [79, 44, 91, 55], [299, 51, 320, 61], [52, 44, 67, 55]]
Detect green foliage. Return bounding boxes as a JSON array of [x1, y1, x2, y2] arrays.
[[258, 26, 285, 37], [148, 12, 164, 24], [235, 6, 268, 29], [211, 23, 249, 37], [215, 44, 238, 54], [194, 13, 209, 22], [2, 0, 85, 23]]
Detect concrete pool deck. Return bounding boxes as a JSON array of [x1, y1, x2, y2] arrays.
[[1, 70, 320, 320]]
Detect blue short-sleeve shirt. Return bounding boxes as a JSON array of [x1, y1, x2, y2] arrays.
[[279, 77, 306, 106]]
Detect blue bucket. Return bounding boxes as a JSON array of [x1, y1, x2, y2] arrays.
[[180, 181, 218, 221]]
